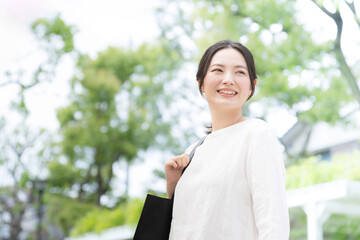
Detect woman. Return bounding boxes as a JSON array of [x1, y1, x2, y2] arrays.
[[165, 40, 289, 239]]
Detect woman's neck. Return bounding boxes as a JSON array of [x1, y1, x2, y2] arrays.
[[210, 109, 246, 132]]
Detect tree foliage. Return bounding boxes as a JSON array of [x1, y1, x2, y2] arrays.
[[0, 15, 79, 240], [0, 120, 48, 240], [286, 151, 360, 189], [31, 14, 75, 57], [0, 15, 76, 114], [45, 194, 97, 236], [48, 39, 184, 206], [70, 197, 143, 236]]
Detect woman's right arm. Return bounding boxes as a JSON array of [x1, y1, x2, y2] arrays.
[[247, 128, 289, 239], [164, 153, 190, 199]]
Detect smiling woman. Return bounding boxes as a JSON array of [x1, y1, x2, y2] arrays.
[[164, 40, 290, 239], [199, 47, 257, 131]]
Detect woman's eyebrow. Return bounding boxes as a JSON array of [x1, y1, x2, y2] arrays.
[[234, 65, 248, 70], [210, 63, 248, 70]]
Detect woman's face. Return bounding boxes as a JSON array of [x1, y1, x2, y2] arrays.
[[201, 48, 253, 114]]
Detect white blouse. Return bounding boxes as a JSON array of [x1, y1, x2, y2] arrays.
[[169, 119, 289, 240]]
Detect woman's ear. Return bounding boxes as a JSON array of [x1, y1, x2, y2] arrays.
[[250, 79, 258, 92], [249, 79, 257, 97]]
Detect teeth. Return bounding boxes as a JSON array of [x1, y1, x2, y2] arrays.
[[219, 90, 236, 95]]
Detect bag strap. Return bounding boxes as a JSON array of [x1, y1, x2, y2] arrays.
[[171, 137, 206, 200], [182, 136, 206, 174]]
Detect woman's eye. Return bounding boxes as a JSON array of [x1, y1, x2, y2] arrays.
[[212, 69, 222, 72], [236, 71, 245, 75]]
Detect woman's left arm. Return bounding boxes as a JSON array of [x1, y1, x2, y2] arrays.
[[246, 128, 290, 240]]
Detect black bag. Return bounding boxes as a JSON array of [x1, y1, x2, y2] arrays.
[[133, 138, 205, 240], [133, 194, 173, 240]]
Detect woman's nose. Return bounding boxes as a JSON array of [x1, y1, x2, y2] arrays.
[[222, 72, 234, 85]]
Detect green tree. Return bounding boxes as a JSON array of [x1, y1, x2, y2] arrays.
[[49, 40, 183, 206], [0, 15, 79, 239], [0, 15, 75, 114], [0, 119, 49, 240]]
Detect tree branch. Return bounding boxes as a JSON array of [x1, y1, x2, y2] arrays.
[[77, 163, 94, 202], [103, 151, 121, 195], [334, 45, 360, 104], [234, 9, 270, 30], [345, 0, 360, 28], [333, 11, 343, 46], [0, 79, 40, 90], [310, 0, 337, 18], [0, 80, 17, 88], [310, 0, 360, 105], [96, 164, 102, 205]]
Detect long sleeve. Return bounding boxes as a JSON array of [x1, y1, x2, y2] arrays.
[[246, 128, 290, 240]]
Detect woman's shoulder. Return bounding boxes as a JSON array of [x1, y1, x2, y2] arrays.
[[244, 118, 277, 136], [245, 119, 283, 152], [184, 139, 202, 154]]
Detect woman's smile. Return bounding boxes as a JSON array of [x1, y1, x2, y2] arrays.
[[217, 88, 238, 97]]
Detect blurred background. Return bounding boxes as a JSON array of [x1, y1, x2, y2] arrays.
[[0, 0, 360, 239]]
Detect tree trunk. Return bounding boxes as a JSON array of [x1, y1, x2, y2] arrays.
[[96, 165, 103, 206], [10, 204, 25, 240]]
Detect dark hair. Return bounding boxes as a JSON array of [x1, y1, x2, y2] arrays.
[[196, 39, 257, 100]]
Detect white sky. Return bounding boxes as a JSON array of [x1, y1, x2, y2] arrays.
[[0, 0, 359, 198]]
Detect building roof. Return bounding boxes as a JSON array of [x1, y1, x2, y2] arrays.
[[306, 121, 360, 154], [281, 112, 360, 157]]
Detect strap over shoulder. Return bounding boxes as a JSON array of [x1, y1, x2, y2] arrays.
[[182, 136, 206, 174], [172, 137, 206, 200]]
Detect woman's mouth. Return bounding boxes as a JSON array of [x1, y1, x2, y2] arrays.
[[217, 89, 238, 96]]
